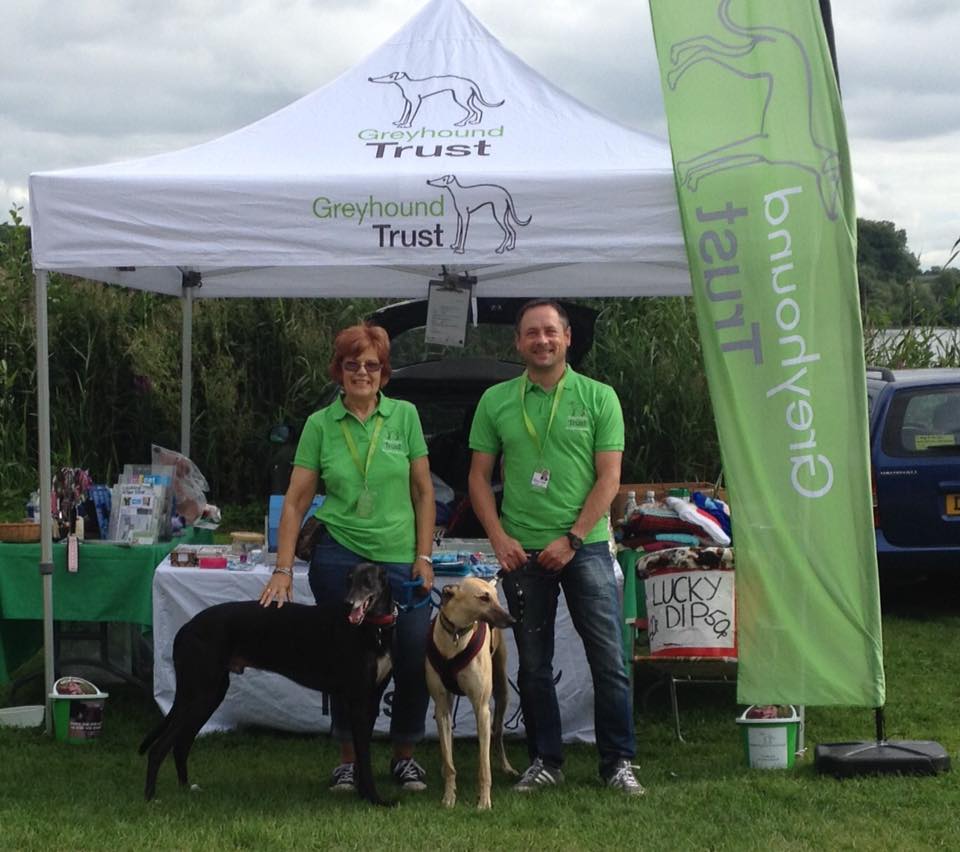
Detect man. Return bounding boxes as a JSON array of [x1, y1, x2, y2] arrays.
[[468, 298, 643, 795]]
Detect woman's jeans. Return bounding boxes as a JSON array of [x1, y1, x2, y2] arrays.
[[501, 542, 635, 778], [309, 533, 431, 746]]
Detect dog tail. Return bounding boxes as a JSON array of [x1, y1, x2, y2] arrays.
[[471, 88, 504, 109], [138, 715, 170, 755], [508, 203, 532, 227]]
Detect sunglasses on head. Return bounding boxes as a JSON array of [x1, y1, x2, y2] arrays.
[[343, 359, 383, 373]]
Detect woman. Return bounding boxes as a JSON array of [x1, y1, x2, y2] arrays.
[[260, 322, 435, 792]]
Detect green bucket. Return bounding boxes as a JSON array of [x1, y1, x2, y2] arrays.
[[49, 677, 109, 744], [737, 706, 801, 769]]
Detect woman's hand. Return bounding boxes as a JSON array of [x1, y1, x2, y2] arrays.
[[259, 571, 293, 607], [412, 556, 434, 595]]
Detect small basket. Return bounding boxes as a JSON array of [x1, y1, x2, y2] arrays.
[[0, 522, 41, 543]]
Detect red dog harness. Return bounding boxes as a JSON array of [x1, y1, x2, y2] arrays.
[[426, 620, 488, 696]]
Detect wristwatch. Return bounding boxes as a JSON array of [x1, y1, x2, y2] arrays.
[[565, 531, 583, 551]]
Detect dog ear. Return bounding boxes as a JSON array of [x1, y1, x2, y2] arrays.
[[441, 584, 458, 604]]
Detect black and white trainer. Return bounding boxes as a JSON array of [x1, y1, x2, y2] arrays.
[[605, 760, 646, 796], [513, 757, 564, 792], [328, 762, 355, 793], [391, 757, 427, 791]]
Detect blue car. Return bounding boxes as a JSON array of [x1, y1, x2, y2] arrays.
[[867, 367, 960, 572]]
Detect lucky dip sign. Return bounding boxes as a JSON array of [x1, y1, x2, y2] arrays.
[[639, 547, 736, 658]]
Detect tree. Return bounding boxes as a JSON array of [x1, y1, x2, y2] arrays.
[[857, 219, 922, 326]]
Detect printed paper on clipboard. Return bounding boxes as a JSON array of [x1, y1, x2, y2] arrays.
[[425, 279, 471, 347]]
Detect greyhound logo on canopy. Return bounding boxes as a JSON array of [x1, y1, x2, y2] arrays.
[[369, 72, 504, 128], [426, 174, 531, 255], [665, 0, 841, 220]]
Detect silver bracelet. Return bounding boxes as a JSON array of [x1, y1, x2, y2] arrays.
[[416, 554, 433, 564], [272, 566, 293, 577]]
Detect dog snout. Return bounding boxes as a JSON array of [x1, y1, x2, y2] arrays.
[[486, 603, 515, 629]]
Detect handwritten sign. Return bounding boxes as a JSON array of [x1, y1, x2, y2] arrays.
[[644, 568, 736, 657]]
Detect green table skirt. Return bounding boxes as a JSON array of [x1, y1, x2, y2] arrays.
[[0, 527, 212, 683]]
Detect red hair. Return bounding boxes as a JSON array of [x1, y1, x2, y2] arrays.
[[329, 323, 392, 385]]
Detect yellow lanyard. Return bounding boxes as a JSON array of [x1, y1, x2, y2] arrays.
[[519, 370, 566, 459], [339, 414, 384, 485]]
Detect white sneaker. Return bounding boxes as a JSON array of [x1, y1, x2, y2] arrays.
[[606, 760, 646, 796]]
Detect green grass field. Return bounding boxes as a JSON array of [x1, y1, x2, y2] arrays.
[[1, 587, 958, 851]]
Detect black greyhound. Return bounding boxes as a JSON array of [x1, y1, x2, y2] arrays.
[[140, 562, 396, 805]]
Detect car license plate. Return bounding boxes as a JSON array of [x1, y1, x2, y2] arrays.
[[947, 494, 960, 516]]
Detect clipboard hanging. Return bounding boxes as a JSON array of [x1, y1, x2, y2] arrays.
[[425, 267, 478, 347]]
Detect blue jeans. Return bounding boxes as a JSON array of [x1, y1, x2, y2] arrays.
[[308, 532, 430, 746], [501, 542, 635, 778]]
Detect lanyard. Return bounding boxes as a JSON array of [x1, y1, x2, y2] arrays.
[[519, 370, 566, 458], [339, 414, 385, 484]]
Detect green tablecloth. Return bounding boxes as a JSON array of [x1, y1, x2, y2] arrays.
[[0, 527, 213, 683]]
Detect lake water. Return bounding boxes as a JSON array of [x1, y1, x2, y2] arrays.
[[870, 327, 960, 362]]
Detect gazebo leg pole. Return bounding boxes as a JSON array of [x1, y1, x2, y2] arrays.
[[180, 284, 193, 457], [34, 268, 55, 734]]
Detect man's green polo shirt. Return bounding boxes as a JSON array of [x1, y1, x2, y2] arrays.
[[294, 393, 428, 563], [469, 366, 624, 549]]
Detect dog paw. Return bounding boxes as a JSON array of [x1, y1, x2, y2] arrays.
[[442, 795, 456, 808], [190, 783, 202, 793], [477, 798, 492, 810]]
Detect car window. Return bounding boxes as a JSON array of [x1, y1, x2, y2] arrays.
[[881, 386, 960, 456], [389, 325, 520, 367]]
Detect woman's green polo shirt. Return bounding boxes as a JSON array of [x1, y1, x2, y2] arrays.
[[469, 367, 624, 549], [293, 393, 428, 563]]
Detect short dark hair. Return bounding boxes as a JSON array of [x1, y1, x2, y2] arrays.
[[514, 299, 570, 332]]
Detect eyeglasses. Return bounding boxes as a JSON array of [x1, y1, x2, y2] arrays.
[[342, 360, 383, 373]]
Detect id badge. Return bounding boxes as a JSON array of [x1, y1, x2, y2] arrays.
[[356, 487, 376, 518], [531, 468, 550, 491]]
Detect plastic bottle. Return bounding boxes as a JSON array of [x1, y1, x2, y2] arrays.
[[26, 491, 39, 522], [622, 490, 638, 522]]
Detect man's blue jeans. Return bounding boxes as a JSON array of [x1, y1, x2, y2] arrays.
[[308, 532, 431, 746], [501, 541, 635, 778]]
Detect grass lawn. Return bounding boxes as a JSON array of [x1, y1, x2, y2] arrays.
[[1, 587, 959, 851]]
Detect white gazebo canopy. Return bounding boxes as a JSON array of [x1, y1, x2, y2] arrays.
[[29, 0, 689, 299]]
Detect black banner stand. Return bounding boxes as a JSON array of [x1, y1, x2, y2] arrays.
[[815, 707, 950, 777]]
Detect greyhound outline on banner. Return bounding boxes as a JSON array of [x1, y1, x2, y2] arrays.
[[426, 174, 531, 254], [665, 0, 841, 220], [368, 72, 505, 128]]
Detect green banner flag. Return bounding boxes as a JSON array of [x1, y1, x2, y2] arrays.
[[649, 0, 884, 705]]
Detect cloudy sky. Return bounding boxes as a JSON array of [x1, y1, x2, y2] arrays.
[[4, 0, 958, 269]]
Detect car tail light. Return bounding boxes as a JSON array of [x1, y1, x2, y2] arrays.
[[871, 465, 879, 528]]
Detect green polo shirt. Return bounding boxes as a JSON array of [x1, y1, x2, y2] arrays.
[[294, 393, 428, 563], [469, 366, 624, 549]]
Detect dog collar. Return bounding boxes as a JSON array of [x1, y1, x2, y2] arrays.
[[364, 605, 398, 626], [438, 610, 476, 645]]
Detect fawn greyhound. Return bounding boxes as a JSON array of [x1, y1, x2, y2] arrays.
[[426, 576, 517, 809]]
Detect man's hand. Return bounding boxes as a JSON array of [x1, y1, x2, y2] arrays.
[[537, 536, 576, 572], [491, 532, 528, 572]]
